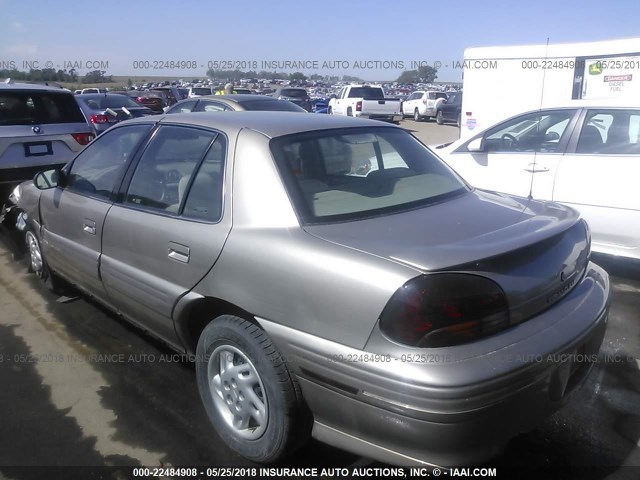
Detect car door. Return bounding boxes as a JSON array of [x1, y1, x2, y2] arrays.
[[553, 108, 640, 254], [443, 93, 461, 122], [446, 109, 579, 199], [39, 124, 152, 302], [100, 125, 231, 346], [403, 92, 417, 115], [333, 87, 346, 115]]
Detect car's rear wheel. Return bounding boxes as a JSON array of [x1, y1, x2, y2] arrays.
[[196, 315, 310, 463], [436, 111, 444, 125], [327, 106, 332, 115], [347, 107, 353, 117], [414, 108, 421, 122], [456, 113, 462, 128]]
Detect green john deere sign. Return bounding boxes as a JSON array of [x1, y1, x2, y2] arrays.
[[589, 62, 603, 75]]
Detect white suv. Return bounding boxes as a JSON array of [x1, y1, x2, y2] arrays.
[[0, 80, 94, 202], [402, 90, 448, 122]]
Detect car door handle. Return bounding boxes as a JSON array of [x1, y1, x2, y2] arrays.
[[524, 163, 550, 173], [83, 220, 96, 235], [168, 242, 190, 263]]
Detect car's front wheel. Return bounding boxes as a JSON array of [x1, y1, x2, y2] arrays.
[[414, 108, 421, 122], [436, 111, 444, 125], [25, 229, 65, 293], [196, 315, 310, 463]]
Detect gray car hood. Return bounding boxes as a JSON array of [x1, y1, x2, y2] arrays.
[[303, 189, 580, 272]]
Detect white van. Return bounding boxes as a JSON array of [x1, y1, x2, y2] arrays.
[[460, 37, 640, 139]]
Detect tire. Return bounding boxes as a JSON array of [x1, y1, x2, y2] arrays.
[[196, 315, 310, 463], [456, 113, 461, 128], [436, 111, 444, 125], [327, 106, 332, 115], [347, 107, 353, 117], [413, 108, 421, 122], [25, 228, 65, 293]]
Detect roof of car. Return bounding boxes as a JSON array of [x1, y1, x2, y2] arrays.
[[126, 111, 399, 138], [0, 80, 70, 92]]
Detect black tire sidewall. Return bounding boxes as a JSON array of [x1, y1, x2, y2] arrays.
[[414, 109, 420, 122], [196, 317, 297, 463], [437, 111, 444, 125]]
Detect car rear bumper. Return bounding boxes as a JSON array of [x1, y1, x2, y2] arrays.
[[354, 113, 403, 122], [259, 262, 610, 466]]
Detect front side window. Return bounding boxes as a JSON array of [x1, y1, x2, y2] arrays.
[[125, 126, 216, 211], [576, 109, 640, 154], [271, 128, 467, 223], [65, 124, 151, 199], [484, 110, 577, 153]]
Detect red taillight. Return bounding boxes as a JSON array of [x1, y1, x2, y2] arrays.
[[379, 274, 509, 348], [72, 132, 95, 145], [466, 112, 472, 116], [136, 97, 145, 103], [356, 101, 362, 112], [89, 114, 110, 124]]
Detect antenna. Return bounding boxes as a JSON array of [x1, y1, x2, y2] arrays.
[[527, 37, 550, 200]]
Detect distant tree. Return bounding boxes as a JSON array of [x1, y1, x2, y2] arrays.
[[82, 70, 113, 83], [342, 74, 363, 82], [127, 78, 133, 87], [397, 70, 419, 83], [289, 71, 307, 81], [417, 65, 438, 83]]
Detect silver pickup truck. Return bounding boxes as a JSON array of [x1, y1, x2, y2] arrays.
[[328, 85, 402, 122]]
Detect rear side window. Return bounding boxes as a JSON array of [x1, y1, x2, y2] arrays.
[[347, 88, 384, 99], [125, 125, 216, 212], [427, 92, 448, 100], [576, 110, 640, 154], [0, 91, 86, 125]]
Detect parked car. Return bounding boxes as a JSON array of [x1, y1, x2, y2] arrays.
[[127, 91, 166, 113], [402, 90, 448, 122], [436, 92, 462, 126], [232, 87, 254, 95], [151, 86, 183, 105], [272, 87, 313, 112], [80, 88, 101, 94], [328, 85, 402, 122], [0, 80, 93, 207], [75, 93, 154, 135], [11, 112, 609, 467], [437, 103, 640, 259], [164, 94, 306, 113]]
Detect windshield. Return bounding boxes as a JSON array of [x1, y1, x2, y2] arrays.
[[270, 128, 468, 223], [0, 91, 86, 125], [193, 88, 212, 95], [240, 99, 306, 112], [280, 89, 308, 98]]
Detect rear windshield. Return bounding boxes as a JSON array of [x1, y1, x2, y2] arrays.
[[240, 99, 306, 112], [347, 87, 384, 99], [280, 89, 308, 98], [81, 95, 143, 110], [0, 91, 86, 125], [270, 128, 468, 223], [193, 88, 212, 95]]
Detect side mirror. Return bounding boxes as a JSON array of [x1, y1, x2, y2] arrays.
[[467, 137, 484, 152], [34, 168, 63, 190], [544, 131, 560, 141]]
